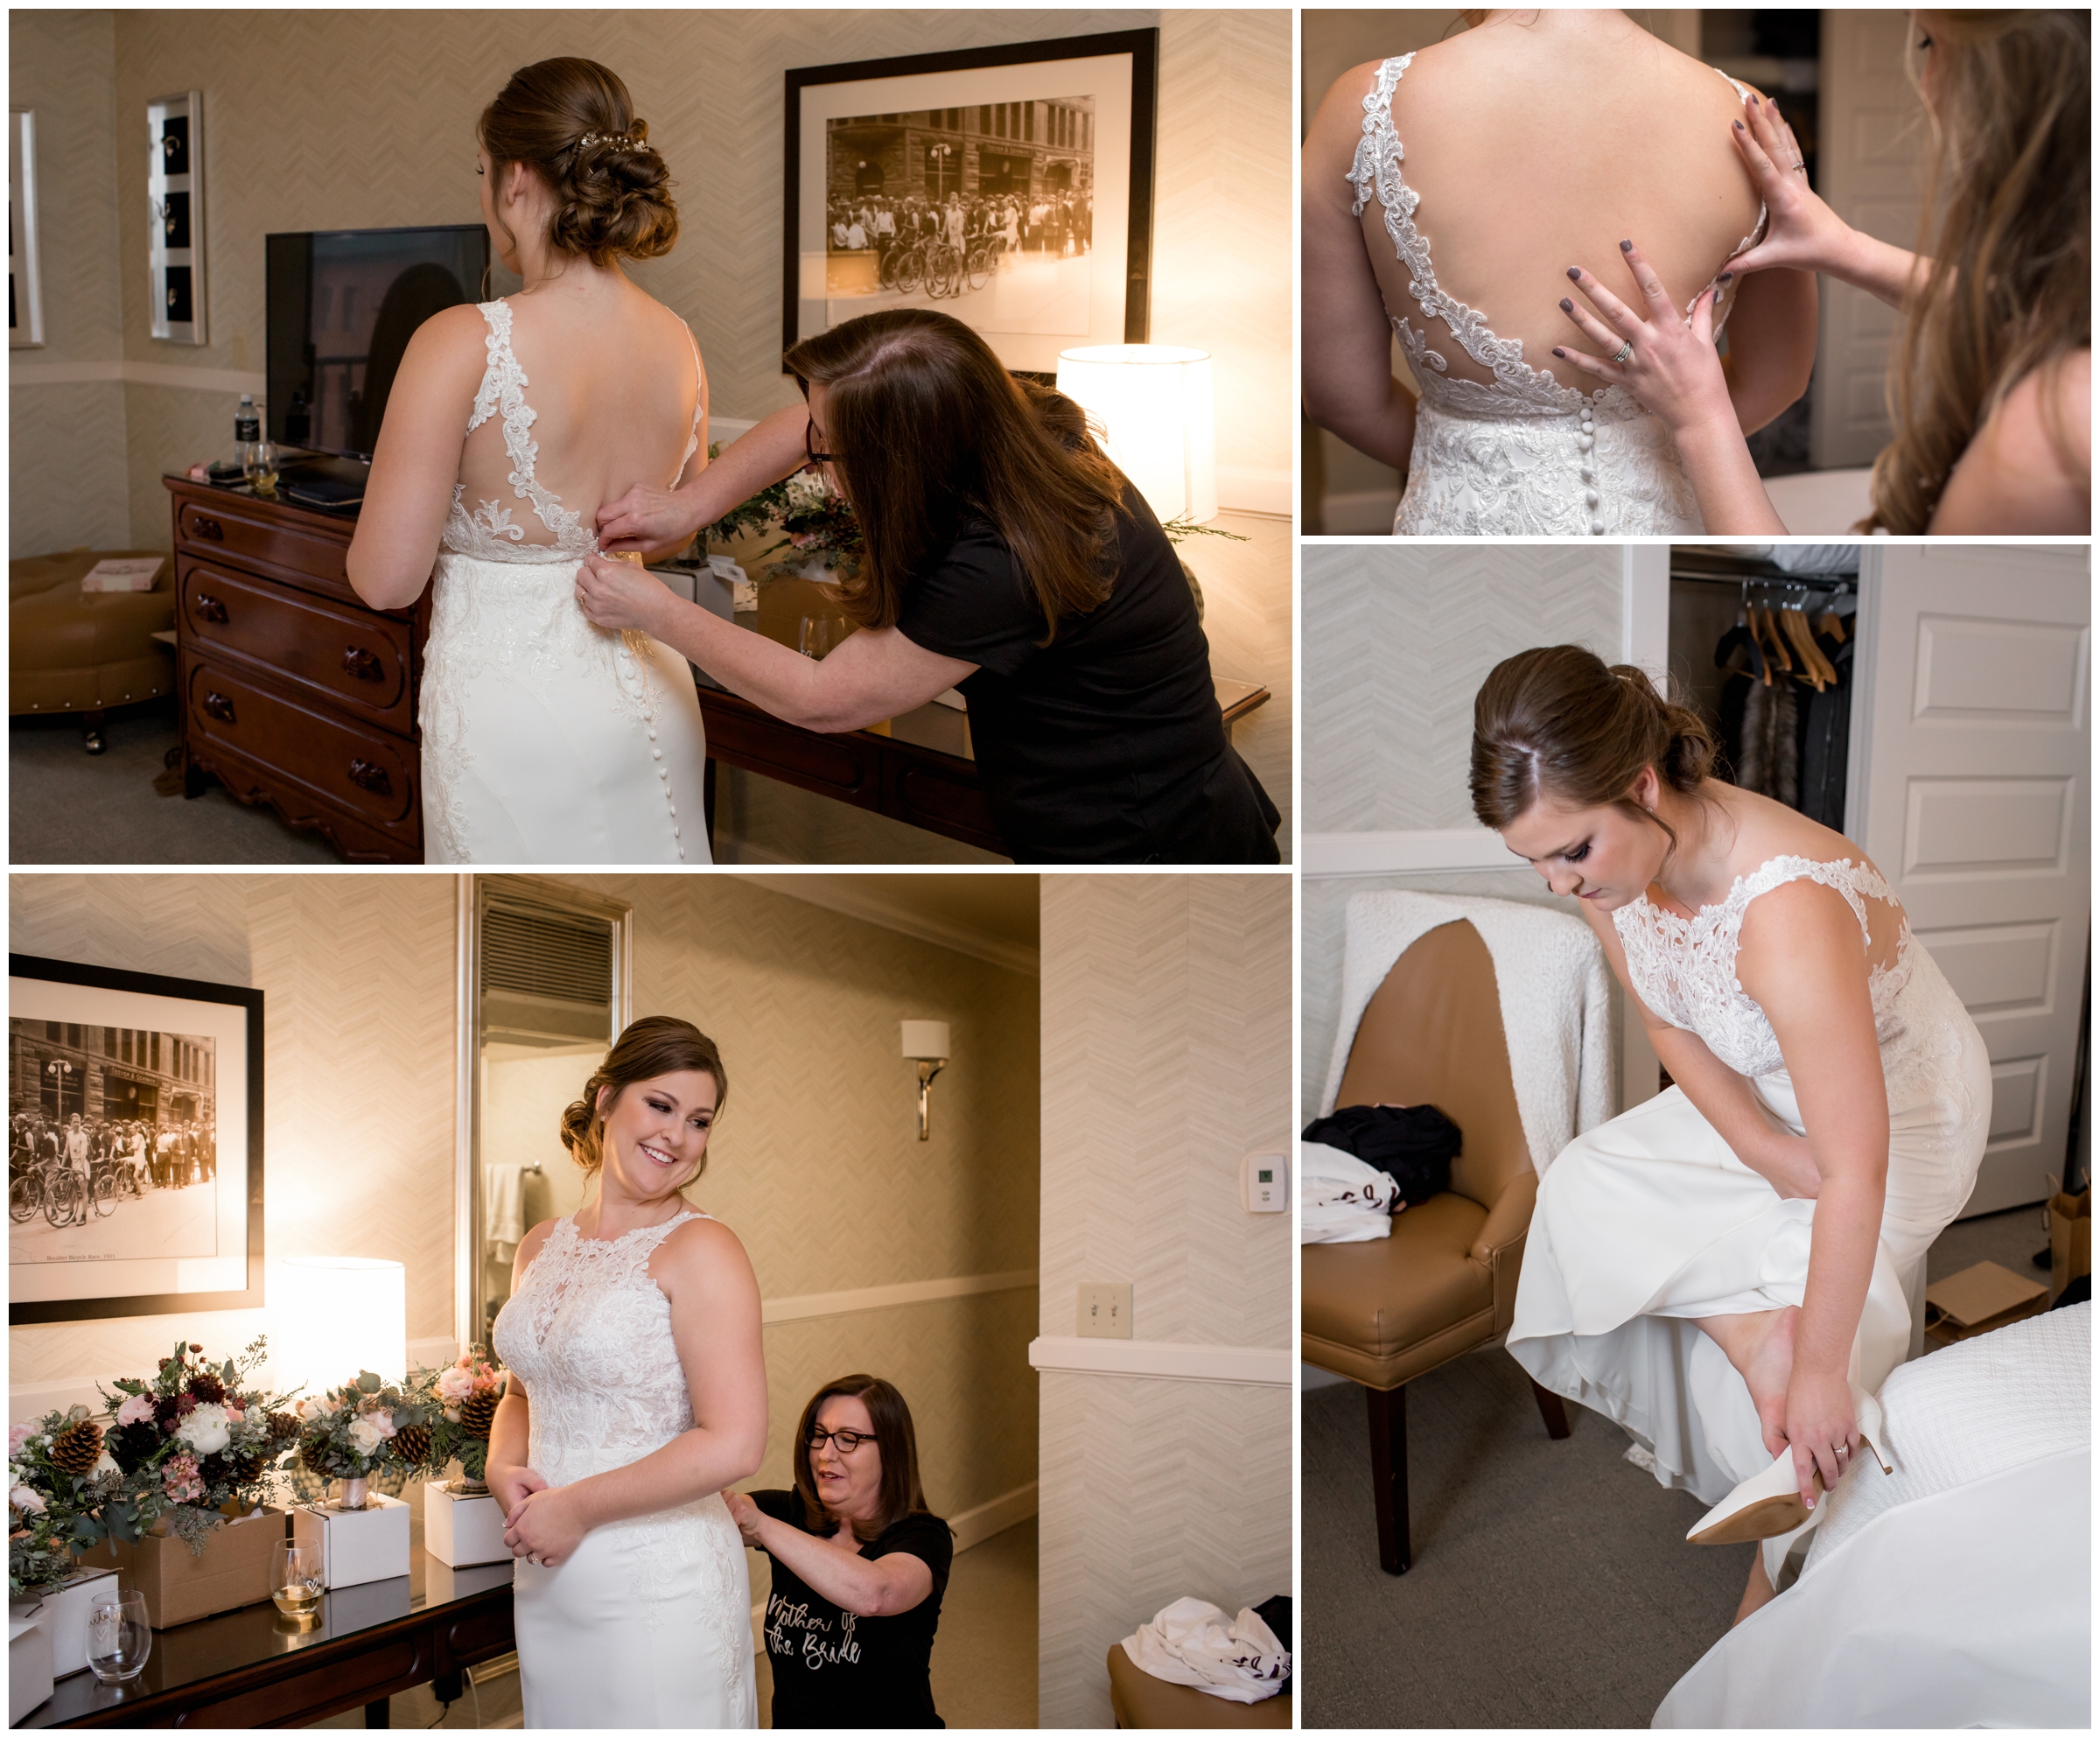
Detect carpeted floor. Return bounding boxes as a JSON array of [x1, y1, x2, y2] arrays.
[[1301, 1203, 2063, 1727], [10, 699, 337, 864]]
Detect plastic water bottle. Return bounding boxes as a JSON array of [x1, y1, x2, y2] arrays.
[[234, 394, 261, 471]]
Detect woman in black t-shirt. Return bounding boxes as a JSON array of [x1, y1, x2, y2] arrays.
[[724, 1374, 953, 1730], [578, 308, 1279, 864]]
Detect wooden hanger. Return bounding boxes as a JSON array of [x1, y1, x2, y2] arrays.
[[1816, 608, 1847, 644], [1750, 606, 1790, 683], [1780, 606, 1835, 690]]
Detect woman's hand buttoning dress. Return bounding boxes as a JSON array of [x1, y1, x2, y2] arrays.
[[346, 57, 716, 862], [489, 1015, 766, 1728]]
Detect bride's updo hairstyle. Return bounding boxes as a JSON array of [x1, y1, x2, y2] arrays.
[[479, 58, 678, 269], [1470, 644, 1719, 856], [559, 1015, 727, 1181]]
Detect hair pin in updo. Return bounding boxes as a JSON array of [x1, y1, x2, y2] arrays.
[[575, 130, 653, 156]]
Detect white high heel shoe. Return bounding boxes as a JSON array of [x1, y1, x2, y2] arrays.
[[1686, 1385, 1891, 1546]]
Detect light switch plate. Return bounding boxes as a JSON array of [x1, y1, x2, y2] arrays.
[[1077, 1282, 1132, 1338], [1242, 1149, 1288, 1213]]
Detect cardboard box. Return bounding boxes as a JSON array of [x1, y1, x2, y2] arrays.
[[38, 1563, 119, 1677], [101, 1505, 286, 1629], [424, 1482, 510, 1568], [2048, 1188, 2090, 1302], [292, 1492, 410, 1590], [9, 1607, 54, 1724], [1924, 1260, 2050, 1346]]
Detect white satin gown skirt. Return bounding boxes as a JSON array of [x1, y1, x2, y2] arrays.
[[512, 1497, 756, 1728], [1507, 1037, 1992, 1525], [417, 552, 712, 865]]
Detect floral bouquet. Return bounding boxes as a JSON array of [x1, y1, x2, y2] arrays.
[[405, 1349, 508, 1490], [699, 447, 864, 578], [697, 443, 796, 550], [292, 1373, 441, 1507], [97, 1338, 301, 1555], [8, 1408, 121, 1596]]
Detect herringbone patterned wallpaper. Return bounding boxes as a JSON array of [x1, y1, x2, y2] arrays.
[[9, 9, 1289, 551], [1303, 543, 1626, 832], [1037, 874, 1291, 1726], [10, 873, 1042, 1540]]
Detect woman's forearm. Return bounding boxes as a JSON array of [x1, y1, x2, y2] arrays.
[[1305, 377, 1418, 477], [1671, 415, 1789, 535], [564, 1425, 765, 1531], [680, 408, 808, 536], [1823, 228, 1927, 313], [640, 592, 858, 730], [1795, 1169, 1884, 1379], [1649, 1023, 1812, 1193], [486, 1392, 531, 1487], [750, 1512, 914, 1617]]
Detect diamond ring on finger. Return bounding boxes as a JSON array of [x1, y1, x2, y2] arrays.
[[1612, 339, 1634, 364]]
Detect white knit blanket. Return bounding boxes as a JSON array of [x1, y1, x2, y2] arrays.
[[1320, 891, 1614, 1176]]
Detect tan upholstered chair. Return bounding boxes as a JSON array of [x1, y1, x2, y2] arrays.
[[10, 548, 176, 752], [1300, 918, 1572, 1573], [1106, 1643, 1292, 1728]]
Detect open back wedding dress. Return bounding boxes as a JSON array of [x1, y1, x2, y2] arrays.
[[1348, 54, 1767, 536], [493, 1209, 755, 1728], [420, 298, 711, 863], [1507, 857, 1991, 1576]]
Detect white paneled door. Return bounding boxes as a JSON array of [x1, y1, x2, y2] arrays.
[[1851, 546, 2092, 1215]]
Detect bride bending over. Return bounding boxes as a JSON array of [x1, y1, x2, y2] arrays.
[[1474, 648, 1990, 1626], [346, 58, 714, 862], [489, 1016, 765, 1727]]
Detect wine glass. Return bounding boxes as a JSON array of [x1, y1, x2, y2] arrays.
[[797, 614, 849, 661], [86, 1589, 151, 1685], [271, 1538, 326, 1619], [244, 435, 280, 499]]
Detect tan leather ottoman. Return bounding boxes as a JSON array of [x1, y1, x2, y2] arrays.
[[1106, 1643, 1292, 1728], [11, 546, 177, 750]]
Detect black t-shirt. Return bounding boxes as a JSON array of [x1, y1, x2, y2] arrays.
[[894, 489, 1280, 864], [752, 1488, 953, 1730]]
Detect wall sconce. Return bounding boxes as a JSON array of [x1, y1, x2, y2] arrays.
[[268, 1256, 406, 1400], [900, 1021, 950, 1143], [1054, 344, 1217, 529]]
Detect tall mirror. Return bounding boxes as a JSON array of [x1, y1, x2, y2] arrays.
[[457, 877, 632, 1350]]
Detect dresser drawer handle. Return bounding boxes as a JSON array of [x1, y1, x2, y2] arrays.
[[347, 758, 392, 796], [342, 646, 385, 682], [195, 594, 228, 624], [192, 516, 224, 543], [202, 691, 236, 725]]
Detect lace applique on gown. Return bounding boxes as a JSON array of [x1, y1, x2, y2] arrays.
[[493, 1212, 755, 1729], [418, 299, 713, 865], [1345, 53, 1768, 536], [1507, 854, 1992, 1577]]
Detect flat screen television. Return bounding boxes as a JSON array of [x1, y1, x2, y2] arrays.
[[265, 225, 488, 461]]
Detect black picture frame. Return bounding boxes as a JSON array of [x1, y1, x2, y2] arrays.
[[783, 28, 1158, 374], [8, 953, 264, 1324]]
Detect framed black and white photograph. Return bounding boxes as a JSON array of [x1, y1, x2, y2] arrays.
[[147, 89, 206, 344], [785, 30, 1157, 374], [8, 954, 262, 1323], [9, 108, 43, 348]]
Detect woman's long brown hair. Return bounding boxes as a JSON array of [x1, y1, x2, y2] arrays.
[[1865, 10, 2090, 532], [781, 310, 1126, 643]]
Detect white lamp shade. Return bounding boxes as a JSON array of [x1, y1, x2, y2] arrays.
[[900, 1020, 951, 1062], [269, 1256, 407, 1399], [1055, 345, 1217, 526]]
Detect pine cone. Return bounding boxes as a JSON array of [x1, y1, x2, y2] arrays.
[[265, 1411, 299, 1445], [48, 1419, 104, 1476], [186, 1371, 228, 1405], [299, 1433, 332, 1475], [393, 1423, 432, 1468], [458, 1391, 500, 1440]]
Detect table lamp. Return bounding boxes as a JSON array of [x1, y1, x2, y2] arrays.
[[268, 1255, 407, 1401], [1054, 345, 1217, 528]]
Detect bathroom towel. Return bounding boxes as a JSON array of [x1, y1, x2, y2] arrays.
[[1299, 1140, 1402, 1244], [1120, 1597, 1291, 1703], [484, 1164, 525, 1269], [1320, 891, 1614, 1177]]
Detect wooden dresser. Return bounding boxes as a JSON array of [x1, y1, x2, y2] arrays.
[[164, 477, 428, 862]]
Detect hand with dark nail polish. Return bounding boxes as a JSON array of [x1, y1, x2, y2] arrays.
[[1566, 267, 1581, 281], [1559, 298, 1572, 312], [1620, 239, 1633, 252], [1551, 347, 1565, 359], [1718, 271, 1734, 284]]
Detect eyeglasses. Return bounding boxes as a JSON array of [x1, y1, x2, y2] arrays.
[[808, 1426, 872, 1454], [804, 418, 834, 470]]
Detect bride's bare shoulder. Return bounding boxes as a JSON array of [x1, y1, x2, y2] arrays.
[[1715, 783, 1880, 882]]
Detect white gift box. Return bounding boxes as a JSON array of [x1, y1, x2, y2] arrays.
[[291, 1492, 410, 1590], [37, 1564, 119, 1678], [424, 1482, 510, 1568], [9, 1607, 54, 1724]]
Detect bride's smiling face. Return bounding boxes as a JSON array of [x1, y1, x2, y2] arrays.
[[595, 1069, 717, 1202], [1498, 767, 1667, 910]]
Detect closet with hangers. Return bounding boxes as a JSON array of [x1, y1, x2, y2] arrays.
[[1667, 548, 1859, 828]]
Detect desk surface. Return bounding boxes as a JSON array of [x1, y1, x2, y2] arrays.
[[22, 1545, 514, 1727]]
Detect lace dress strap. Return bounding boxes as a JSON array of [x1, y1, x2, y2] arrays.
[[1729, 854, 1898, 950], [513, 1209, 704, 1353], [461, 298, 591, 550]]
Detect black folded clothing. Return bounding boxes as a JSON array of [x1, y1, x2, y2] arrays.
[[1301, 1104, 1461, 1207], [1254, 1594, 1292, 1683]]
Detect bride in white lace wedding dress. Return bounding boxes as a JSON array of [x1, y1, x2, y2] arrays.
[[346, 59, 711, 862], [1301, 9, 1818, 535], [1473, 648, 1990, 1627], [488, 1016, 766, 1728]]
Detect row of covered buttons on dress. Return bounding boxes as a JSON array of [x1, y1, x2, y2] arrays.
[[616, 634, 686, 862], [1577, 403, 1604, 535]]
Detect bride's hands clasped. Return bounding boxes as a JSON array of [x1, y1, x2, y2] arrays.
[[503, 1478, 591, 1568], [576, 552, 673, 636], [1551, 241, 1735, 443]]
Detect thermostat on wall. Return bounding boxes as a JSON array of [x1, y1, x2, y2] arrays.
[[1242, 1150, 1288, 1214]]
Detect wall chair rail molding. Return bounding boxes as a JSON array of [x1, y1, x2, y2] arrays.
[[761, 1268, 1036, 1326], [1027, 1335, 1292, 1387], [1304, 827, 1521, 880]]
